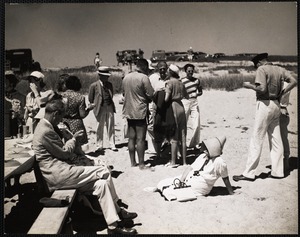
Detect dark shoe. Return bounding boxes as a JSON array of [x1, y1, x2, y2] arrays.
[[233, 175, 255, 182], [119, 208, 138, 220], [107, 226, 137, 235], [268, 174, 284, 179]]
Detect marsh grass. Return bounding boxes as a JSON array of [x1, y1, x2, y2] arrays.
[[201, 74, 255, 91], [41, 61, 296, 95]]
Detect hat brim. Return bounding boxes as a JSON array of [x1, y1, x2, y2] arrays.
[[34, 108, 45, 119], [98, 72, 111, 76]]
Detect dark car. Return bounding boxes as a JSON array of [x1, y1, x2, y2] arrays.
[[150, 50, 167, 62], [116, 50, 141, 66], [213, 53, 226, 59], [5, 48, 33, 73]]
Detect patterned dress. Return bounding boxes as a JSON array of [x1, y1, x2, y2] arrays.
[[61, 90, 88, 145]]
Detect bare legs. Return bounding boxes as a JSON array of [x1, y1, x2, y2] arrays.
[[127, 121, 147, 168]]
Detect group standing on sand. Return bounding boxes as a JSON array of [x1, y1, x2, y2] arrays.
[[5, 53, 297, 234]]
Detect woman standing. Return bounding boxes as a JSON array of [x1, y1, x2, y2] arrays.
[[164, 64, 188, 167], [61, 75, 93, 145]]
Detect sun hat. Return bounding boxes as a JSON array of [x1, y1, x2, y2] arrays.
[[97, 66, 111, 76], [147, 59, 155, 70], [30, 71, 45, 79], [202, 135, 226, 158], [251, 53, 268, 68], [169, 64, 180, 76], [34, 90, 63, 119]]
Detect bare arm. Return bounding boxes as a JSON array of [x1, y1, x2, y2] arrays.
[[180, 165, 193, 183], [222, 176, 234, 195]]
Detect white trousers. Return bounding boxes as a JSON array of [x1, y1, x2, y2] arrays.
[[243, 100, 284, 179], [78, 173, 121, 226], [182, 98, 201, 147], [95, 104, 115, 148]]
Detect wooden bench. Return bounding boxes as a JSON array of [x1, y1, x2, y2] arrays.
[[28, 189, 77, 234], [28, 157, 77, 234]]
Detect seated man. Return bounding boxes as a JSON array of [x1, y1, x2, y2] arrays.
[[145, 136, 237, 199], [32, 99, 137, 235]]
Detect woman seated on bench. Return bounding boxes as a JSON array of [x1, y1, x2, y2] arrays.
[[32, 98, 138, 235]]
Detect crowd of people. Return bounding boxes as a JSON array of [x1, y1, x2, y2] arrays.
[[4, 53, 297, 234]]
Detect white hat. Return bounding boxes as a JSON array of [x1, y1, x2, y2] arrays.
[[169, 64, 180, 76], [97, 66, 111, 76], [30, 71, 45, 79], [147, 59, 154, 70], [202, 135, 226, 158], [5, 70, 15, 76]]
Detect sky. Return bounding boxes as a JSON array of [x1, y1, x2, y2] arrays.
[[5, 2, 298, 68]]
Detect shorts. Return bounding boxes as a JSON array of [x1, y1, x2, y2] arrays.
[[127, 118, 147, 127]]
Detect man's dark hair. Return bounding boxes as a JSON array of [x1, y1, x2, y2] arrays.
[[184, 63, 195, 72], [45, 99, 65, 115], [136, 58, 149, 71], [65, 75, 82, 91]]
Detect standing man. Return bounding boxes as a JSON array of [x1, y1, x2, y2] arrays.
[[233, 53, 297, 181], [88, 66, 117, 152], [122, 59, 154, 169], [146, 61, 169, 156], [181, 63, 203, 148]]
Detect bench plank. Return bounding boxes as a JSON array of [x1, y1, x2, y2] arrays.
[[28, 189, 77, 234]]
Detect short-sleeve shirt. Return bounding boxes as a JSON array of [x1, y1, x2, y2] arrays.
[[181, 77, 201, 99], [255, 64, 294, 100], [186, 153, 228, 196], [149, 73, 167, 91], [165, 78, 186, 101], [122, 71, 154, 119]]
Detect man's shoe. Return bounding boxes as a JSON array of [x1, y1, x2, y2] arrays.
[[107, 226, 137, 235], [119, 208, 138, 220], [233, 175, 255, 182], [268, 174, 284, 179]]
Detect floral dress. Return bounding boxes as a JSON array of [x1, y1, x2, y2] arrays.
[[61, 90, 88, 145]]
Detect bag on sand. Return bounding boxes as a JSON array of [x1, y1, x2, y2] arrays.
[[162, 185, 197, 202]]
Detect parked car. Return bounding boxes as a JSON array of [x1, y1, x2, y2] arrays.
[[116, 50, 140, 66], [213, 53, 226, 59], [150, 50, 167, 62], [5, 48, 33, 73]]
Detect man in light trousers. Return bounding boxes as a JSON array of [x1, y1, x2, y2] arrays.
[[233, 53, 297, 182]]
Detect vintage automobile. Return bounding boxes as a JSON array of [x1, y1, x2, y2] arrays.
[[150, 50, 167, 62], [116, 49, 142, 66], [5, 48, 34, 74]]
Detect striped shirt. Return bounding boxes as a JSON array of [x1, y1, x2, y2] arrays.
[[181, 77, 201, 99]]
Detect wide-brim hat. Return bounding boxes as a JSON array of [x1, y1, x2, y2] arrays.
[[98, 66, 111, 76], [169, 64, 180, 76], [202, 135, 226, 158], [251, 53, 268, 68], [34, 90, 63, 119]]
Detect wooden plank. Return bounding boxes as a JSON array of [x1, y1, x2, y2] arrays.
[[28, 189, 77, 234], [4, 156, 35, 180], [28, 207, 69, 234]]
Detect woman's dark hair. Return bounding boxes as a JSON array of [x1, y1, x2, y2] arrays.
[[184, 63, 195, 72], [28, 75, 46, 89], [65, 75, 82, 91], [5, 74, 19, 87]]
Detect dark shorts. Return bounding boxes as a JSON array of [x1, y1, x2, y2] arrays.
[[127, 118, 147, 127]]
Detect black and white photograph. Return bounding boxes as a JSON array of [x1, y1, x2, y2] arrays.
[[3, 1, 298, 235]]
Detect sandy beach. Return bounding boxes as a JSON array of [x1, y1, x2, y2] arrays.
[[4, 78, 298, 235]]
